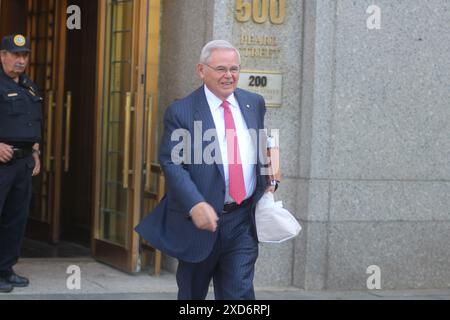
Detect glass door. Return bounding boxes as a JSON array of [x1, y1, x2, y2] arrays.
[[25, 0, 67, 243], [140, 0, 163, 274], [93, 0, 161, 272]]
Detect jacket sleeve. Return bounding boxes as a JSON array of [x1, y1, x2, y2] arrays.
[[159, 105, 205, 216]]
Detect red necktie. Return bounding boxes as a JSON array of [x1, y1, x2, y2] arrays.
[[221, 100, 246, 204]]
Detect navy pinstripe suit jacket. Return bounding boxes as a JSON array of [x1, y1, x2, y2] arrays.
[[135, 86, 268, 263]]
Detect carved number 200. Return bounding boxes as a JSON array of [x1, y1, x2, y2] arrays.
[[249, 76, 267, 87]]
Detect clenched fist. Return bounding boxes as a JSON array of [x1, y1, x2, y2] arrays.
[[0, 143, 13, 163]]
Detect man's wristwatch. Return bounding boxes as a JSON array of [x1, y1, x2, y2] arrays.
[[270, 180, 279, 191]]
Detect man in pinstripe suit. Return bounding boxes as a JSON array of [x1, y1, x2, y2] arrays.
[[135, 40, 275, 300]]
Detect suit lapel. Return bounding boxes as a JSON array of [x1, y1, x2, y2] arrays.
[[234, 89, 260, 164], [193, 86, 225, 182], [234, 88, 258, 132]]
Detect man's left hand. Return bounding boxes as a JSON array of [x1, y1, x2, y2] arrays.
[[32, 153, 41, 176]]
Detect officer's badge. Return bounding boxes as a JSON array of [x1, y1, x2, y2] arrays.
[[13, 35, 26, 47]]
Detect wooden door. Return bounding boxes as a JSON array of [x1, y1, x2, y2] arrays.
[[92, 0, 161, 272], [25, 0, 67, 243]]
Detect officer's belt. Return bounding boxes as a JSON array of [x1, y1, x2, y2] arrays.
[[12, 147, 33, 159]]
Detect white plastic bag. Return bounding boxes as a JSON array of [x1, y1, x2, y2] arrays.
[[255, 192, 301, 243]]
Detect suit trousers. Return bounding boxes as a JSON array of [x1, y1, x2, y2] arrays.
[[176, 203, 258, 300], [0, 156, 33, 276]]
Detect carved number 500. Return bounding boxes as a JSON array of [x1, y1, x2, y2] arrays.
[[235, 0, 286, 24]]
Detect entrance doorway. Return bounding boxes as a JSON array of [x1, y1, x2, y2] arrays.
[[60, 0, 98, 248], [0, 0, 96, 250], [0, 0, 163, 272]]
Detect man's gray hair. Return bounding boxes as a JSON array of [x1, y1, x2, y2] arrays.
[[199, 40, 241, 64]]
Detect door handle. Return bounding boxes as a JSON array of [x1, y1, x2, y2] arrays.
[[144, 94, 153, 192], [123, 92, 132, 189], [64, 91, 72, 172], [45, 91, 54, 172]]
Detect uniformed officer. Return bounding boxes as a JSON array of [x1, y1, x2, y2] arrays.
[[0, 34, 42, 293]]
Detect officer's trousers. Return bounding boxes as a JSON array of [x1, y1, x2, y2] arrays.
[[0, 156, 34, 276]]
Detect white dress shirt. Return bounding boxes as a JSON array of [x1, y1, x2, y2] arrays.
[[204, 85, 256, 204]]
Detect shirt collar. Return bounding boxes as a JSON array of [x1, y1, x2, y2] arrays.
[[204, 85, 239, 113]]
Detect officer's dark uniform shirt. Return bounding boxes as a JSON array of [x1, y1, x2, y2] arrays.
[[0, 65, 43, 145]]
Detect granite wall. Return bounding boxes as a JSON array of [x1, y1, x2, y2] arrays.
[[157, 0, 450, 289], [295, 0, 450, 289]]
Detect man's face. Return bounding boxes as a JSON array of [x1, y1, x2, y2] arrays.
[[197, 49, 240, 101], [0, 51, 29, 79]]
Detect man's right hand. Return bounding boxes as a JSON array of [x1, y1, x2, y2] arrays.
[[0, 143, 13, 163], [190, 202, 219, 232]]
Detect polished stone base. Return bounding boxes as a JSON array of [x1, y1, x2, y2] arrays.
[[294, 221, 450, 290]]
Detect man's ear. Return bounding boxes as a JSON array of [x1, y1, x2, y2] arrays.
[[196, 63, 205, 80]]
